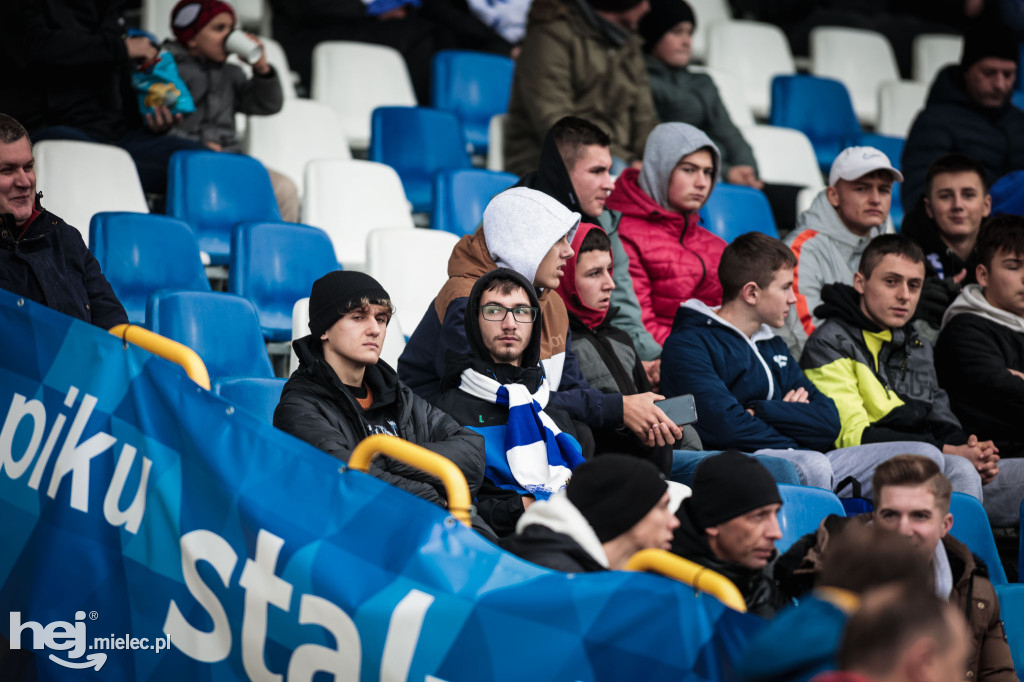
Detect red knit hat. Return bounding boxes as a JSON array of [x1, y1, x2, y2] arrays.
[[171, 0, 236, 44]]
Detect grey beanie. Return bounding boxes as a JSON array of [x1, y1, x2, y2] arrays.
[[638, 122, 721, 211], [482, 187, 581, 286]]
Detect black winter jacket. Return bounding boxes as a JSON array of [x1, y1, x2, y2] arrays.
[[0, 204, 127, 329], [274, 335, 485, 505]]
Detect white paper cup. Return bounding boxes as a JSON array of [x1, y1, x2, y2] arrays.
[[224, 30, 262, 63]]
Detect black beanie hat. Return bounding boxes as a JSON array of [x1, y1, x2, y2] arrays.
[[686, 451, 781, 531], [638, 0, 695, 52], [588, 0, 647, 15], [567, 455, 668, 543], [308, 270, 390, 338], [961, 19, 1020, 72]]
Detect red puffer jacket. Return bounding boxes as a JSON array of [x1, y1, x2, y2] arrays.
[[607, 168, 726, 345]]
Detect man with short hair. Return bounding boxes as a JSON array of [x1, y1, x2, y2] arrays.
[[0, 113, 127, 329], [502, 454, 682, 572], [503, 0, 658, 176], [801, 235, 1024, 526], [783, 146, 902, 353], [671, 450, 789, 616], [274, 270, 486, 511]]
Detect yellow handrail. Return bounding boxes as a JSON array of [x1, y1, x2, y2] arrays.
[[108, 324, 211, 390], [349, 435, 472, 527], [624, 549, 748, 613]]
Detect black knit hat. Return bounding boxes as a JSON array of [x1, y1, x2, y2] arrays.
[[587, 0, 648, 15], [308, 270, 390, 338], [567, 455, 668, 542], [686, 451, 781, 531], [638, 0, 695, 52], [961, 19, 1020, 72]]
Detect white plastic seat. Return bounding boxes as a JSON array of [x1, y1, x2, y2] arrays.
[[487, 114, 507, 172], [141, 0, 178, 41], [877, 80, 928, 138], [690, 66, 755, 129], [302, 159, 415, 271], [687, 0, 732, 63], [366, 228, 460, 336], [742, 125, 824, 190], [913, 33, 963, 85], [290, 297, 407, 374], [810, 26, 899, 127], [246, 99, 352, 198], [33, 140, 148, 244], [706, 20, 795, 119], [311, 42, 417, 151]]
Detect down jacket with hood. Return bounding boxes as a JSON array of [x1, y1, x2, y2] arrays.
[[606, 123, 727, 345], [500, 491, 609, 572], [274, 336, 485, 506]]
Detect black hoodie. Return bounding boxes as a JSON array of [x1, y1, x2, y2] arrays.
[[514, 125, 591, 219]]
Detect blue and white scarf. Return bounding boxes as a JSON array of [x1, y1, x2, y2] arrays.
[[459, 368, 585, 499]]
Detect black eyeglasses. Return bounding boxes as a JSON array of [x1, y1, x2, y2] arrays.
[[480, 304, 538, 323]]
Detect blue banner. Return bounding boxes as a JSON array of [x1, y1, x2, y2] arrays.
[[0, 290, 762, 680]]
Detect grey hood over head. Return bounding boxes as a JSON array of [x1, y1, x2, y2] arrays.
[[638, 122, 721, 212]]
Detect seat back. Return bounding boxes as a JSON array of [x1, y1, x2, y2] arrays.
[[245, 99, 352, 197], [141, 0, 178, 40], [743, 124, 824, 190], [311, 41, 416, 151], [487, 114, 508, 172], [995, 584, 1024, 671], [366, 227, 460, 335], [228, 221, 339, 341], [949, 492, 1008, 585], [912, 33, 963, 85], [214, 376, 286, 423], [809, 26, 899, 126], [288, 297, 406, 373], [706, 20, 795, 119], [700, 184, 778, 242], [431, 168, 518, 236], [89, 212, 210, 324], [688, 0, 732, 63], [166, 150, 281, 264], [777, 484, 846, 553], [770, 75, 862, 172], [431, 50, 516, 154], [690, 66, 755, 129], [302, 159, 414, 270], [33, 140, 148, 244], [146, 290, 274, 382], [877, 80, 928, 138]]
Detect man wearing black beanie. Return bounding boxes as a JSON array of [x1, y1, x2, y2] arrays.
[[672, 451, 789, 617]]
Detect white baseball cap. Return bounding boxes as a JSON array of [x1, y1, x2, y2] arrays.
[[828, 146, 904, 186]]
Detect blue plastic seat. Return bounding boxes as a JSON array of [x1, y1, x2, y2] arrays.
[[89, 212, 210, 325], [700, 184, 779, 242], [995, 584, 1024, 669], [949, 491, 1008, 585], [146, 290, 274, 383], [228, 222, 339, 342], [777, 484, 846, 554], [431, 168, 518, 236], [166, 151, 282, 265], [214, 377, 287, 423], [431, 50, 516, 154], [369, 106, 473, 213], [771, 75, 863, 173]]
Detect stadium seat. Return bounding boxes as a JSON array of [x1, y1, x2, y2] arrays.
[[912, 33, 963, 85], [365, 227, 460, 335], [877, 80, 928, 138], [688, 0, 733, 63], [691, 66, 755, 129], [146, 290, 274, 383], [949, 492, 1009, 585], [889, 181, 904, 231], [228, 222, 339, 342], [245, 98, 352, 199], [369, 106, 473, 214], [742, 124, 824, 190], [311, 41, 416, 151], [302, 159, 414, 271], [214, 376, 287, 423], [706, 20, 795, 119], [700, 184, 778, 242], [776, 484, 846, 554], [487, 114, 508, 172], [431, 50, 516, 154], [809, 26, 900, 127], [431, 168, 519, 236], [995, 584, 1024, 669], [166, 150, 281, 265], [770, 75, 862, 173], [33, 140, 148, 245], [89, 212, 210, 325], [288, 297, 407, 373], [141, 0, 178, 40]]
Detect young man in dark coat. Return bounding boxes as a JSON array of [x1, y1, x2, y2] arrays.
[[274, 270, 486, 512], [0, 113, 127, 330]]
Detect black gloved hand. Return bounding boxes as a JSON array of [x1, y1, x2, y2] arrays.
[[913, 275, 961, 327]]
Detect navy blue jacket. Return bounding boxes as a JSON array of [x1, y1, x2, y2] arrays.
[[661, 301, 839, 452]]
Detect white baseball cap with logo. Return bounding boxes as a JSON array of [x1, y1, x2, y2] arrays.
[[828, 146, 904, 187]]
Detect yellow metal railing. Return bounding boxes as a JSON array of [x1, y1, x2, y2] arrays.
[[109, 324, 211, 390], [625, 549, 747, 612], [349, 435, 473, 527]]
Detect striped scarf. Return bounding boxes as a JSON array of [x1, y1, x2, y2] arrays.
[[458, 368, 585, 499]]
